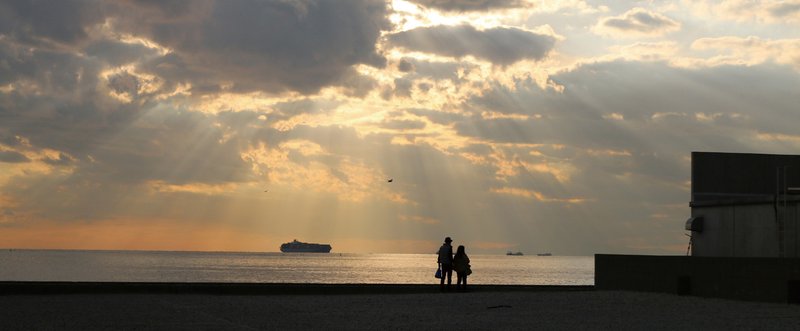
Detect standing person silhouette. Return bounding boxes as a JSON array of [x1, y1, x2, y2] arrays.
[[437, 237, 454, 291], [452, 245, 471, 292]]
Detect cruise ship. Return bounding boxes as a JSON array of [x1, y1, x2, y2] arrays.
[[280, 239, 332, 253]]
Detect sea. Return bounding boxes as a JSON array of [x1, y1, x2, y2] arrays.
[[0, 250, 594, 285]]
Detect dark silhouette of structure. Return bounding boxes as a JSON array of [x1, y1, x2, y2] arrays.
[[688, 152, 800, 257], [597, 152, 800, 303]]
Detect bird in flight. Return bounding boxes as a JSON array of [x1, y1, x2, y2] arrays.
[[387, 179, 393, 183]]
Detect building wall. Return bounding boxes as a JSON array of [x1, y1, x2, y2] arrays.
[[691, 201, 800, 257], [689, 152, 800, 257], [595, 254, 800, 303]]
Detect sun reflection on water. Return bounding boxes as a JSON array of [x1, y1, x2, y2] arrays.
[[0, 250, 594, 285]]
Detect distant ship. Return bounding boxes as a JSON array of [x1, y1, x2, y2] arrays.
[[537, 253, 552, 256], [506, 251, 524, 256], [280, 239, 332, 253]]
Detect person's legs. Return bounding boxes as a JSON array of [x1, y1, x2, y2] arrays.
[[455, 273, 464, 290], [443, 264, 453, 290], [440, 267, 445, 290]]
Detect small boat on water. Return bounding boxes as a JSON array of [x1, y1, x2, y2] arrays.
[[280, 239, 332, 253], [537, 253, 552, 256], [506, 251, 524, 256]]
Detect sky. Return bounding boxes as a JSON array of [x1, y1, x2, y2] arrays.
[[1, 0, 799, 255]]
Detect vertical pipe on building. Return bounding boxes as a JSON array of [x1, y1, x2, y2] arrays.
[[776, 168, 780, 256], [780, 166, 788, 257]]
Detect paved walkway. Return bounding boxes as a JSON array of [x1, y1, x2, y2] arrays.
[[3, 290, 800, 330]]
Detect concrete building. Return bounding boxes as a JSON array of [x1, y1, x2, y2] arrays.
[[595, 152, 800, 303], [688, 152, 800, 257]]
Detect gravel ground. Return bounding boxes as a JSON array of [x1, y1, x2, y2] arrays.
[[2, 291, 800, 330]]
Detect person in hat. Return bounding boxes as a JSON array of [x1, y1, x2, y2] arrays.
[[437, 237, 454, 291]]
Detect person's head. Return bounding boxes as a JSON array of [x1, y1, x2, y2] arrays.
[[456, 245, 465, 256], [444, 237, 452, 245]]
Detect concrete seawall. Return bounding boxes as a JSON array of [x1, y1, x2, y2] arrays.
[[0, 281, 593, 295], [595, 254, 800, 303]]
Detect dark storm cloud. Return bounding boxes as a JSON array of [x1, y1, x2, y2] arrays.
[[2, 0, 392, 95], [0, 0, 107, 45], [0, 38, 119, 157], [407, 0, 526, 12], [0, 42, 30, 85], [387, 25, 556, 65], [116, 0, 390, 94]]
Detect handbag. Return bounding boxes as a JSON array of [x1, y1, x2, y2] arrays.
[[466, 264, 472, 276], [435, 266, 442, 279]]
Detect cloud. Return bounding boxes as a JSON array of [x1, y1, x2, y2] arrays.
[[391, 78, 414, 98], [387, 25, 556, 65], [0, 150, 30, 163], [406, 0, 528, 12], [687, 0, 800, 24], [381, 118, 427, 131], [391, 58, 479, 89], [608, 41, 680, 61], [769, 2, 800, 18], [1, 0, 395, 96], [41, 153, 75, 166], [0, 0, 392, 212], [397, 58, 415, 73], [0, 0, 107, 45], [419, 60, 799, 254], [461, 61, 800, 182], [691, 36, 800, 69], [393, 61, 790, 253], [114, 0, 390, 95], [83, 39, 160, 67], [3, 0, 800, 255], [594, 8, 680, 37]]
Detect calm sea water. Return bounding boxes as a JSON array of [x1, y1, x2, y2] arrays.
[[0, 250, 594, 285]]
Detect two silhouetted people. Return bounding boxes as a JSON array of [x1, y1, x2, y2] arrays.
[[437, 237, 472, 292]]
